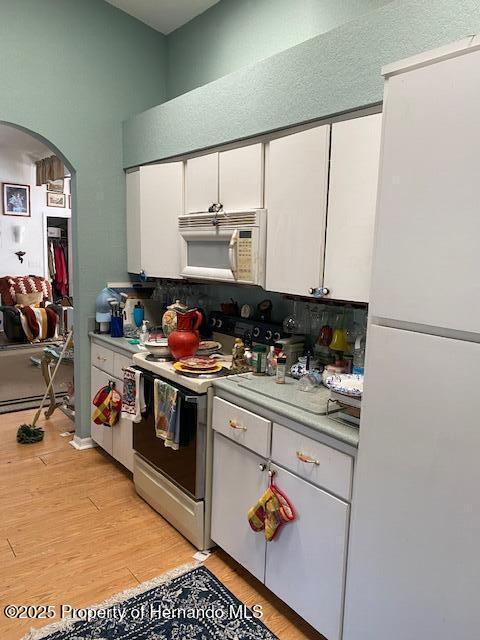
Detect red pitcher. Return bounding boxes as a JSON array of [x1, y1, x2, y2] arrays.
[[168, 308, 203, 360]]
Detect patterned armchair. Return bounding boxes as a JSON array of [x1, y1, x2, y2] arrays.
[[0, 275, 62, 342]]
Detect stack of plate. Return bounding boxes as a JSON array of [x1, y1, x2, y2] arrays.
[[324, 373, 363, 427], [174, 356, 223, 377], [196, 340, 222, 356]]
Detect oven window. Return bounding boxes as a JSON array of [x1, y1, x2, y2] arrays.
[[187, 240, 231, 269]]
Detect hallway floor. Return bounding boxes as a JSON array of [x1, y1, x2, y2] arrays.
[[0, 410, 321, 640]]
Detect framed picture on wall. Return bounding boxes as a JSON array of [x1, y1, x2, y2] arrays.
[[47, 178, 64, 193], [47, 192, 66, 208], [2, 183, 31, 216]]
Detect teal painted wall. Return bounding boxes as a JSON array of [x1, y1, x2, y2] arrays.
[[166, 0, 393, 98], [124, 0, 480, 169], [0, 0, 167, 437]]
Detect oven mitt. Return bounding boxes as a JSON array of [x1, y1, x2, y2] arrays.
[[92, 384, 122, 427], [248, 487, 272, 534], [248, 481, 296, 541]]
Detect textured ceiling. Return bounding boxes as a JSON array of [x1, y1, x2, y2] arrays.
[[104, 0, 220, 34]]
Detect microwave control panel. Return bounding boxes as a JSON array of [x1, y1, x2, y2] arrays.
[[237, 230, 253, 280]]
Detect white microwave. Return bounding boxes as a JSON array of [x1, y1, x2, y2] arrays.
[[179, 209, 267, 286]]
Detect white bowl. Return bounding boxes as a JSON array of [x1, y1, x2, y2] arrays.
[[144, 339, 170, 358]]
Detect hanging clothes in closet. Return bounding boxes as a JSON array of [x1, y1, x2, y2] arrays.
[[48, 240, 56, 282], [51, 240, 69, 298]]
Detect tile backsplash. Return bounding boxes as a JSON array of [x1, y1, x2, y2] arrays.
[[151, 279, 367, 351]]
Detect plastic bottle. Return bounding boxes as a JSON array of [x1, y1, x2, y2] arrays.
[[352, 333, 365, 375], [139, 320, 149, 346], [266, 346, 276, 376]]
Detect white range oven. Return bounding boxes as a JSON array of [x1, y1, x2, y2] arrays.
[[179, 209, 267, 286]]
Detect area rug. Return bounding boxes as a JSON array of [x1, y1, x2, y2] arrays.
[[22, 562, 278, 640]]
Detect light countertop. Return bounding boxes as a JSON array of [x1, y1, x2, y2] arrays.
[[89, 332, 359, 447], [89, 332, 143, 356], [90, 331, 232, 393], [214, 373, 359, 448]]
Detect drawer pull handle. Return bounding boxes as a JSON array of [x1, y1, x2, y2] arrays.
[[96, 355, 107, 362], [229, 419, 247, 431], [296, 451, 320, 465]]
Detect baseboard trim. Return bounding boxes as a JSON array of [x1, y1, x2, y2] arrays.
[[69, 435, 97, 450]]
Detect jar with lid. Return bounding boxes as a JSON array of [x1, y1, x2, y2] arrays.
[[252, 344, 267, 375], [276, 355, 287, 384]]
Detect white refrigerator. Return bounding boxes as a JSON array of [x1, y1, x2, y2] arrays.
[[344, 37, 480, 640]]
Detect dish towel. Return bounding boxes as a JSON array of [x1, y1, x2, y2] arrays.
[[121, 367, 145, 423], [154, 379, 181, 450]]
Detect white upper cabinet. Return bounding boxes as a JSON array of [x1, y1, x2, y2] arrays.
[[265, 126, 330, 296], [370, 49, 480, 332], [219, 143, 264, 211], [324, 113, 382, 302], [126, 169, 141, 274], [185, 144, 264, 214], [139, 162, 183, 279], [185, 153, 219, 213]]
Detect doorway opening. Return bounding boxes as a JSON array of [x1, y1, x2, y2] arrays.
[[0, 122, 76, 423]]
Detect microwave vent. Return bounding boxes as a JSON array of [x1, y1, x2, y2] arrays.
[[179, 211, 257, 229]]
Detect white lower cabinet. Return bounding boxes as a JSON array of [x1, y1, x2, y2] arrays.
[[90, 365, 114, 455], [211, 397, 352, 639], [211, 432, 268, 581], [111, 379, 134, 472], [266, 464, 349, 640], [90, 349, 134, 472]]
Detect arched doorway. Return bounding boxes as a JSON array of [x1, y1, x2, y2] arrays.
[[0, 120, 77, 430]]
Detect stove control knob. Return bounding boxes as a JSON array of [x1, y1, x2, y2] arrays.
[[216, 319, 223, 329], [209, 316, 216, 327], [273, 331, 281, 342], [253, 326, 260, 338], [265, 330, 273, 341]]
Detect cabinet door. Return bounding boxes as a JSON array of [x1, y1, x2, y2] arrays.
[[185, 153, 218, 213], [370, 50, 480, 332], [219, 144, 263, 211], [344, 326, 480, 640], [90, 366, 113, 455], [140, 162, 183, 279], [324, 113, 382, 302], [211, 432, 268, 581], [265, 464, 349, 640], [265, 126, 330, 296], [111, 378, 134, 472], [126, 169, 141, 274]]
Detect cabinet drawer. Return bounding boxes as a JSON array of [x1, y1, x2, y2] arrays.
[[91, 343, 114, 375], [113, 352, 132, 380], [271, 423, 353, 501], [212, 397, 271, 457]]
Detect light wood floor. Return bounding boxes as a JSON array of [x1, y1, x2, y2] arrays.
[[0, 410, 323, 640]]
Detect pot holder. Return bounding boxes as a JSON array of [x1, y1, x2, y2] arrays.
[[248, 472, 296, 541], [92, 382, 122, 427]]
